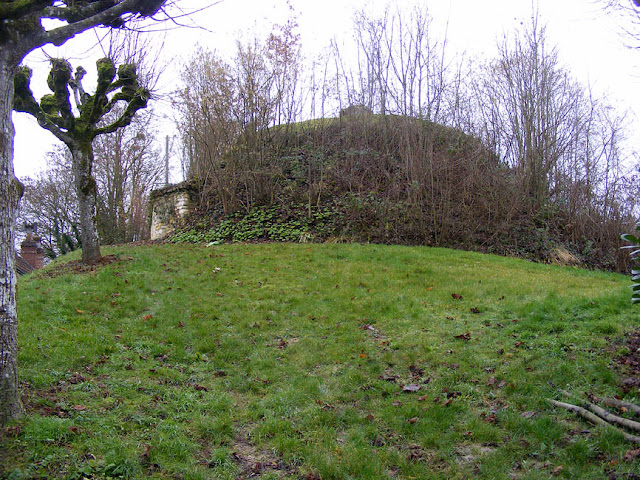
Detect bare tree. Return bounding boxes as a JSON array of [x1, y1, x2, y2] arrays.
[[17, 147, 81, 258], [339, 4, 458, 123], [177, 20, 304, 212], [601, 0, 640, 44], [234, 38, 277, 135], [266, 15, 303, 125], [93, 107, 164, 243], [0, 0, 171, 426], [474, 17, 582, 205], [176, 48, 240, 210], [352, 6, 392, 114]]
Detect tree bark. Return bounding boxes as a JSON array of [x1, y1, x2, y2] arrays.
[[0, 50, 25, 425], [72, 143, 101, 264], [0, 0, 170, 430]]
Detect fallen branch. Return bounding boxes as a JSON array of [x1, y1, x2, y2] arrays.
[[558, 389, 640, 432], [548, 399, 640, 444], [602, 398, 640, 417], [585, 402, 640, 433]]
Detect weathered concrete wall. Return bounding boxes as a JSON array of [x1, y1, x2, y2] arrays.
[[339, 104, 373, 118], [149, 182, 197, 240]]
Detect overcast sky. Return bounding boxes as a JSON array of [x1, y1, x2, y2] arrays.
[[11, 0, 640, 180]]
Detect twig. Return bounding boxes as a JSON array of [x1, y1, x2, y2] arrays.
[[548, 399, 640, 444], [602, 397, 640, 417]]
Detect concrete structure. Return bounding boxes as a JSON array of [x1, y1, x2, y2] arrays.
[[339, 104, 373, 118], [149, 182, 197, 240]]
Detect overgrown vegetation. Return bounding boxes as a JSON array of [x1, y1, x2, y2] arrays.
[[171, 115, 631, 271], [170, 204, 340, 244], [173, 7, 636, 272], [2, 243, 638, 479]]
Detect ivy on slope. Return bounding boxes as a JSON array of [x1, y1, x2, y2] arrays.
[[169, 204, 341, 245]]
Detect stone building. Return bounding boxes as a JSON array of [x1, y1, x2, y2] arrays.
[[149, 182, 198, 240]]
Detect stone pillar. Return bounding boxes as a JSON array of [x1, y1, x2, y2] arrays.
[[21, 224, 44, 270]]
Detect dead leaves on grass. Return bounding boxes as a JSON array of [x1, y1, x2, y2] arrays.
[[486, 377, 507, 389], [454, 332, 471, 341], [402, 384, 422, 393]]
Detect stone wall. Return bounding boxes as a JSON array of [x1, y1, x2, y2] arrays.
[[149, 182, 197, 240], [339, 104, 373, 118]]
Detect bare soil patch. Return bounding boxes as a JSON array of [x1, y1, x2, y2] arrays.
[[38, 254, 131, 278], [613, 330, 640, 395]]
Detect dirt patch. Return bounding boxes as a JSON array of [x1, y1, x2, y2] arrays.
[[37, 254, 131, 278], [20, 382, 69, 418], [200, 428, 297, 479], [456, 443, 497, 466], [612, 330, 640, 395], [231, 437, 289, 478]]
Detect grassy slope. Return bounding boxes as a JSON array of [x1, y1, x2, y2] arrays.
[[2, 243, 638, 479]]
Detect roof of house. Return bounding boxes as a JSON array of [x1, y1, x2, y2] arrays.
[[15, 252, 35, 275]]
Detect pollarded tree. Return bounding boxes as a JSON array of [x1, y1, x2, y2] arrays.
[[0, 0, 169, 426], [14, 57, 150, 264]]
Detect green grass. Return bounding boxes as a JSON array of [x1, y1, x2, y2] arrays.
[[2, 243, 638, 479]]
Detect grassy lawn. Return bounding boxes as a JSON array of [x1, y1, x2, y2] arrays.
[[2, 243, 638, 479]]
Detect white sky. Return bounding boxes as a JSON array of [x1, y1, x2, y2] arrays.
[[11, 0, 640, 180]]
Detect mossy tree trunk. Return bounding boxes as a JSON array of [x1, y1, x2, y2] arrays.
[[72, 143, 101, 264]]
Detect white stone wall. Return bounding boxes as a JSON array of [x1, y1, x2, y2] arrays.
[[150, 190, 192, 240]]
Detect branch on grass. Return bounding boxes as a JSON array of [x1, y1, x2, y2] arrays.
[[603, 397, 640, 417], [586, 402, 640, 432], [559, 388, 640, 431], [549, 399, 640, 444]]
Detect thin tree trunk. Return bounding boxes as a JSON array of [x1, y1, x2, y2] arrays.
[[0, 51, 25, 425], [72, 144, 102, 264]]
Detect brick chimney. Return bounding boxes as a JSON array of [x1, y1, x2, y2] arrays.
[[21, 223, 44, 270]]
